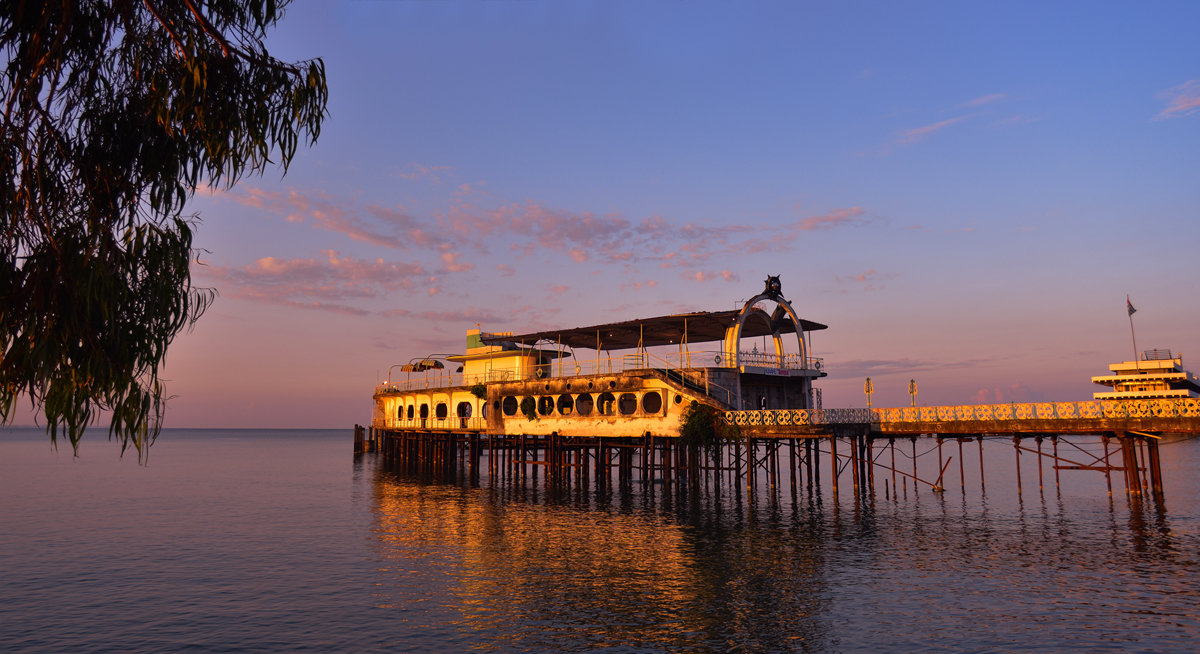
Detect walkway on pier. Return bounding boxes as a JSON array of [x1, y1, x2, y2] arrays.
[[723, 398, 1200, 437]]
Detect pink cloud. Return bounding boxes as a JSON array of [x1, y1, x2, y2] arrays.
[[794, 207, 866, 231], [834, 268, 897, 292], [686, 270, 738, 283], [214, 185, 443, 251], [392, 163, 454, 182], [1156, 80, 1200, 120], [896, 116, 970, 145], [384, 308, 508, 323], [742, 207, 869, 254], [972, 382, 1043, 404], [960, 93, 1006, 108], [619, 279, 659, 292], [202, 250, 425, 313], [438, 248, 475, 273], [210, 184, 884, 289]]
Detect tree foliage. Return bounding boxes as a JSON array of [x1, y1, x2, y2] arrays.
[[678, 401, 739, 456], [0, 1, 327, 455], [519, 396, 538, 422]]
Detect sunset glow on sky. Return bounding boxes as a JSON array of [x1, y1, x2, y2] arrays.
[[27, 1, 1200, 429]]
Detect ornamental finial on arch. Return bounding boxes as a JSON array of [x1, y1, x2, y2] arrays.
[[763, 275, 782, 300]]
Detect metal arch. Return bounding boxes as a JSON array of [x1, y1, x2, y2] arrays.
[[726, 290, 809, 370]]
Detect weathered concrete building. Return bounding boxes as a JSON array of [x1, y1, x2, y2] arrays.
[[372, 276, 827, 437]]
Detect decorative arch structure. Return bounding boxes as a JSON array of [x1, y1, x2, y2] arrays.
[[722, 275, 809, 371]]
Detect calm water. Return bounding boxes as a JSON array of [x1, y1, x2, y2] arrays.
[[2, 428, 1198, 652]]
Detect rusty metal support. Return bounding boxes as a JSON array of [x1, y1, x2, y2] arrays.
[[830, 436, 839, 498], [1014, 435, 1023, 495], [1036, 435, 1044, 493], [1147, 437, 1164, 496], [850, 434, 860, 491], [911, 437, 919, 496]]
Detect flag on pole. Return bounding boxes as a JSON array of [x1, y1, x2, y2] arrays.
[[1127, 296, 1136, 316]]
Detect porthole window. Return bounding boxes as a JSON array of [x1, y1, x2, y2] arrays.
[[575, 393, 594, 416], [597, 392, 616, 416], [609, 381, 617, 389], [618, 392, 638, 415], [435, 403, 448, 419], [588, 381, 594, 390], [557, 394, 574, 415], [673, 394, 683, 405], [642, 391, 662, 414], [502, 396, 518, 416], [545, 383, 551, 391], [538, 396, 554, 416]]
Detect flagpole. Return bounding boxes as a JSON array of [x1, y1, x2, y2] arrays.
[[1127, 295, 1139, 371]]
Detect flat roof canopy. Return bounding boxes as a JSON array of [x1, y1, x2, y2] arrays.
[[482, 310, 827, 351]]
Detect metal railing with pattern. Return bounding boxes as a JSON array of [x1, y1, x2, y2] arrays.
[[874, 399, 1200, 423], [723, 408, 874, 427], [373, 416, 489, 431], [723, 399, 1200, 432]]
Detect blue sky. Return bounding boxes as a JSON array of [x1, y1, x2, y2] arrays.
[[78, 0, 1197, 428]]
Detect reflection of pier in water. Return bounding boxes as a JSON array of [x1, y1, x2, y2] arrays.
[[362, 440, 1195, 651], [368, 469, 835, 651], [356, 397, 1200, 508]]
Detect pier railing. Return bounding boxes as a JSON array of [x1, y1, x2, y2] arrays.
[[374, 416, 489, 431], [874, 398, 1200, 423], [724, 408, 874, 426], [722, 398, 1200, 430]]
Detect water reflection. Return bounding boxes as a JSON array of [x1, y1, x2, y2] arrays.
[[370, 466, 836, 651], [367, 440, 1200, 652]]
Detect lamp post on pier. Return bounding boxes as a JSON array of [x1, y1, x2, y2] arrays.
[[908, 379, 918, 407]]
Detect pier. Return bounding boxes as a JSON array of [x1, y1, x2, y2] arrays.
[[360, 277, 1197, 506], [356, 397, 1199, 504]]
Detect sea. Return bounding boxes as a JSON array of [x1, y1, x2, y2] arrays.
[[1, 427, 1198, 652]]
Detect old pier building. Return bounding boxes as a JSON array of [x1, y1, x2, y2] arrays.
[[361, 277, 1200, 502], [372, 276, 823, 437]]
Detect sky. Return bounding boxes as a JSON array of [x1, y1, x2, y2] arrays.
[[25, 0, 1200, 429]]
